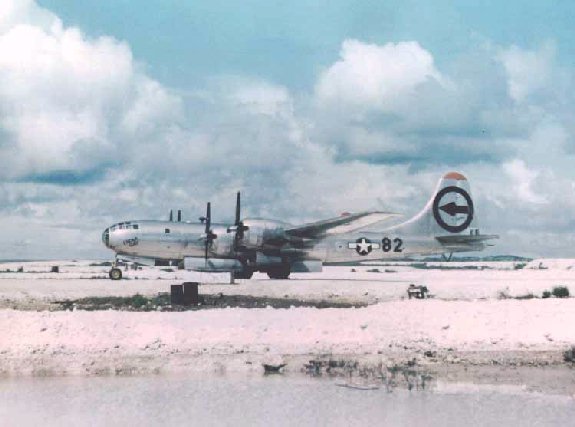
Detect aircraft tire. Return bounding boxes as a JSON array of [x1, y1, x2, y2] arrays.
[[266, 266, 290, 280], [234, 269, 254, 279], [109, 268, 123, 280]]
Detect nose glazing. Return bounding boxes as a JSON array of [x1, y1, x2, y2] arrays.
[[102, 228, 110, 247]]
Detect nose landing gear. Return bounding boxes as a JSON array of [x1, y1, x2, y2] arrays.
[[108, 260, 123, 280], [109, 267, 122, 280]]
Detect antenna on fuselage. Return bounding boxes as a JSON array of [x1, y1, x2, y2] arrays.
[[169, 210, 173, 222], [177, 210, 182, 222]]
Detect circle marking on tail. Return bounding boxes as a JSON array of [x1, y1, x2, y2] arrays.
[[432, 186, 474, 233]]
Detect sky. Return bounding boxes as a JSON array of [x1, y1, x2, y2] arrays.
[[1, 0, 575, 259]]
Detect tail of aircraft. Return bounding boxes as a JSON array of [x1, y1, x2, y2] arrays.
[[386, 171, 483, 237]]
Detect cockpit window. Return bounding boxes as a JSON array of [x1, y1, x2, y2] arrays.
[[110, 223, 139, 231]]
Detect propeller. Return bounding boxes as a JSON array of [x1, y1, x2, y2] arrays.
[[228, 191, 249, 250], [203, 202, 217, 263]]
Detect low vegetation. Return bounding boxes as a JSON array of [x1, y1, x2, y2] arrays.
[[563, 347, 575, 363], [551, 286, 570, 298], [498, 286, 570, 300], [513, 263, 527, 270], [55, 293, 365, 311], [412, 263, 490, 270]]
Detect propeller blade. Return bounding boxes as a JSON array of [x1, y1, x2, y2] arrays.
[[205, 202, 211, 234], [235, 192, 241, 226], [232, 191, 248, 248], [204, 202, 212, 263]]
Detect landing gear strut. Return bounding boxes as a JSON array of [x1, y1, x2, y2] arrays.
[[109, 259, 123, 280]]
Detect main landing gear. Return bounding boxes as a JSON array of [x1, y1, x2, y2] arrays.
[[234, 262, 291, 280], [266, 264, 291, 280], [234, 268, 254, 279]]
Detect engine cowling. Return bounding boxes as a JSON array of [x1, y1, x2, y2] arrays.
[[238, 219, 293, 249], [183, 257, 242, 272], [255, 252, 283, 267]]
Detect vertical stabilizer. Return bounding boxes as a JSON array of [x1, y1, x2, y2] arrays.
[[387, 172, 478, 236]]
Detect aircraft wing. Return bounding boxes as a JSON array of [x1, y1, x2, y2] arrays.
[[285, 212, 400, 239]]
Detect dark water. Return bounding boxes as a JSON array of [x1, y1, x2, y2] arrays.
[[0, 375, 573, 426]]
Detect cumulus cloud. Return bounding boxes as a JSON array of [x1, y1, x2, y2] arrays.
[[0, 0, 57, 33], [503, 159, 547, 205], [0, 0, 181, 182], [315, 40, 443, 112], [498, 43, 554, 103], [310, 40, 518, 167]]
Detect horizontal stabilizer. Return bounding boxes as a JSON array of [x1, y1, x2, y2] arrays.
[[436, 234, 499, 245]]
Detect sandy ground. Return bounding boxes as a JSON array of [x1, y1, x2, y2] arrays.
[[2, 259, 575, 306], [1, 260, 575, 394]]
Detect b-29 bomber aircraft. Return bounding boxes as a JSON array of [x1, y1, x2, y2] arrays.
[[102, 172, 498, 280]]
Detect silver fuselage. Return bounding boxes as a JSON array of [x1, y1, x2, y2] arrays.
[[102, 219, 485, 264]]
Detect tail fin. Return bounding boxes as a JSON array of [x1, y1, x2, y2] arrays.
[[388, 172, 478, 236]]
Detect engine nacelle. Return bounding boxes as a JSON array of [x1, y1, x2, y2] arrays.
[[239, 218, 293, 249], [255, 252, 283, 267], [252, 253, 322, 272], [183, 256, 242, 272], [291, 260, 322, 272]]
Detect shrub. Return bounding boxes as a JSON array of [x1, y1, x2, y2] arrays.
[[542, 291, 552, 299], [552, 286, 570, 298], [564, 347, 575, 363], [498, 288, 511, 300], [130, 294, 148, 308], [514, 263, 526, 270]]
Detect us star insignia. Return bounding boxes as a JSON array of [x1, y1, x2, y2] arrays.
[[348, 237, 380, 256]]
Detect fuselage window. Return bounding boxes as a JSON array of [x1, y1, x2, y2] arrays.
[[133, 224, 139, 230], [165, 228, 170, 234]]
